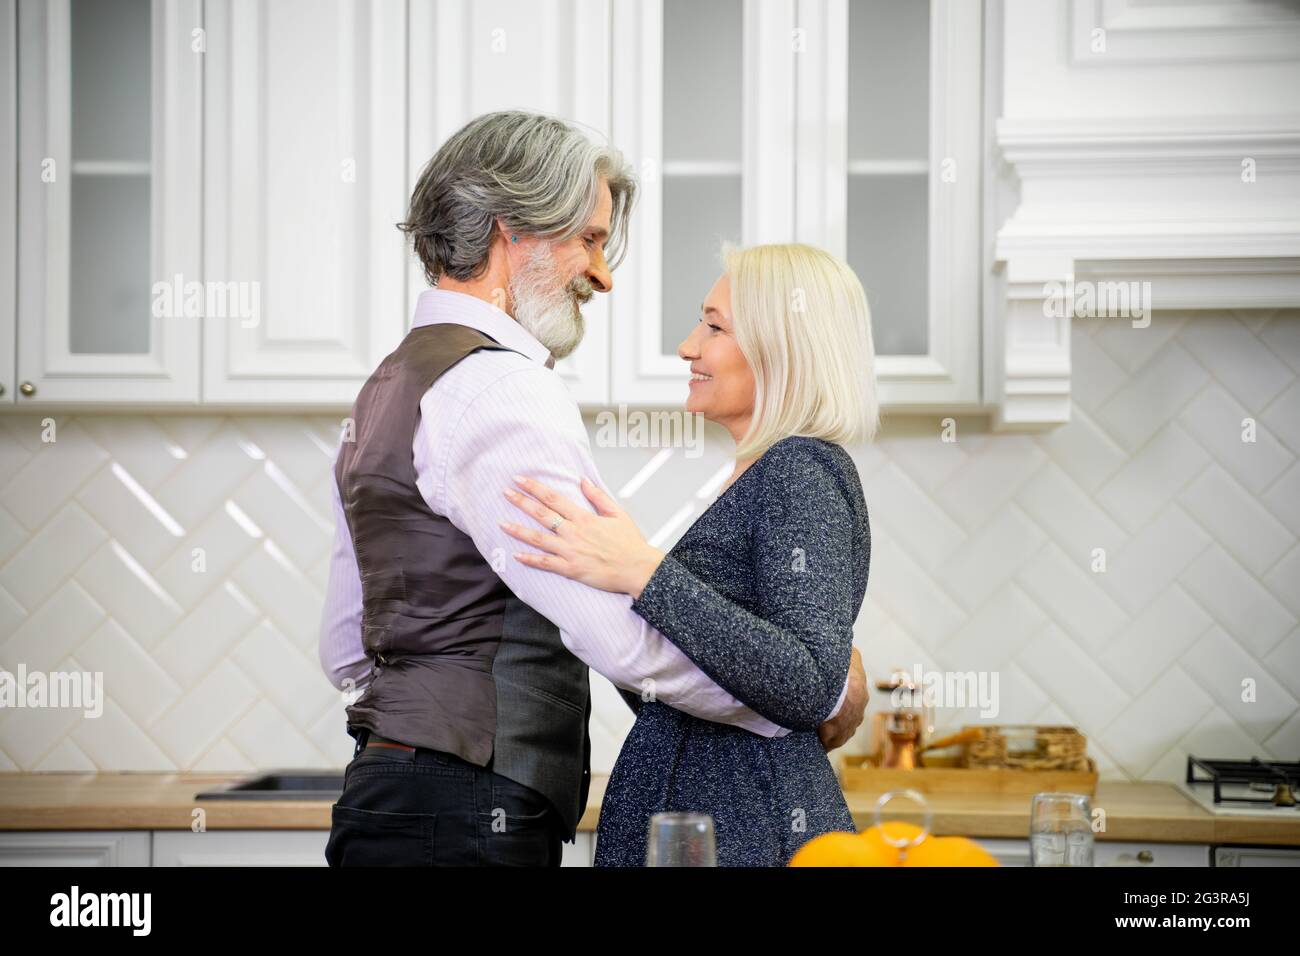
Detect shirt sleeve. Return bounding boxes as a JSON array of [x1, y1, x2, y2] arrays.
[[425, 363, 792, 737], [317, 466, 373, 694], [629, 443, 859, 731]]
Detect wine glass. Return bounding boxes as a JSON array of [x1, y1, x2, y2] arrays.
[[874, 788, 933, 860]]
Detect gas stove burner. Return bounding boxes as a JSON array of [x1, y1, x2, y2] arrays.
[[1186, 756, 1300, 809]]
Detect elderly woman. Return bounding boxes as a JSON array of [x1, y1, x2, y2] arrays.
[[501, 242, 879, 866]]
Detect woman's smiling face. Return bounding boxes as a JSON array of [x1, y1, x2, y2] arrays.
[[677, 273, 756, 441]]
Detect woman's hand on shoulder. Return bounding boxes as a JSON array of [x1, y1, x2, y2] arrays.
[[501, 475, 665, 597]]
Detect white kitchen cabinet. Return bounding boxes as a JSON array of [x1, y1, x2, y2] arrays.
[[1095, 841, 1210, 867], [0, 0, 15, 405], [153, 827, 594, 866], [0, 830, 152, 866], [609, 0, 795, 405], [13, 0, 202, 404], [562, 832, 595, 867], [972, 838, 1212, 867], [971, 837, 1032, 866], [152, 829, 329, 866], [608, 0, 983, 408], [200, 0, 409, 405], [0, 829, 1223, 867], [0, 827, 591, 866], [799, 0, 983, 408], [5, 0, 985, 412]]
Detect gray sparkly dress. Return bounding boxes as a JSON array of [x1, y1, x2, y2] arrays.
[[593, 436, 870, 867]]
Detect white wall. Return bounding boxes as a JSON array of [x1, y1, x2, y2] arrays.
[[1, 304, 1296, 779]]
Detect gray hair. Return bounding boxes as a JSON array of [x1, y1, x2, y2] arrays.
[[400, 110, 637, 284]]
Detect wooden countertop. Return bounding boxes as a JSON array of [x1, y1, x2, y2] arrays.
[[1, 772, 1297, 846], [844, 781, 1299, 846]]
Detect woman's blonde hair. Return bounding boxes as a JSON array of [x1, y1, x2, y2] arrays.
[[723, 242, 880, 461]]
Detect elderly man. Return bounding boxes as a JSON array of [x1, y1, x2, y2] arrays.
[[320, 110, 867, 867]]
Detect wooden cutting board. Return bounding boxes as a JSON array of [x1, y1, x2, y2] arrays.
[[838, 754, 1099, 797]]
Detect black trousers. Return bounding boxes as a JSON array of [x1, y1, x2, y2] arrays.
[[325, 726, 565, 866]]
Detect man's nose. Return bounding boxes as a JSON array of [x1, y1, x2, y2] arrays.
[[586, 252, 612, 294]]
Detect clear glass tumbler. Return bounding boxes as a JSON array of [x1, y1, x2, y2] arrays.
[[646, 812, 716, 867], [1029, 792, 1094, 867]]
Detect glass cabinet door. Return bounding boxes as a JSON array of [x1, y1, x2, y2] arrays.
[[797, 0, 982, 405], [67, 0, 151, 356], [845, 0, 930, 358], [16, 0, 200, 402], [660, 0, 744, 361], [610, 0, 797, 405]]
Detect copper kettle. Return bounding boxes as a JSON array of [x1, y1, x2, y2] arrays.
[[867, 667, 935, 767], [881, 711, 923, 769]]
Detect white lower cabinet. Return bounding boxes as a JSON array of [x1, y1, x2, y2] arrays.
[[0, 831, 1213, 866], [155, 829, 596, 866], [152, 830, 329, 867], [972, 838, 1032, 867], [0, 831, 151, 866], [563, 833, 595, 867], [0, 828, 595, 866], [973, 838, 1211, 867], [1095, 842, 1212, 867]]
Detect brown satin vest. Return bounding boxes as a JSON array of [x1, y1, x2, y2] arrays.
[[335, 322, 591, 839]]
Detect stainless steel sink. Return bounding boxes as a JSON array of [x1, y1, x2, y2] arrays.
[[196, 770, 344, 801]]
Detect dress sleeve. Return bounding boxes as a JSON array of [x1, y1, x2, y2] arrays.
[[630, 443, 860, 731]]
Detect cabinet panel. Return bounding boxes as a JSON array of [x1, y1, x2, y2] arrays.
[[973, 837, 1032, 866], [610, 0, 797, 405], [0, 830, 152, 866], [561, 832, 594, 866], [1097, 842, 1211, 867], [202, 0, 408, 404], [0, 0, 15, 404], [152, 829, 329, 866], [974, 838, 1213, 867], [614, 0, 981, 407], [796, 0, 982, 407], [14, 0, 201, 404]]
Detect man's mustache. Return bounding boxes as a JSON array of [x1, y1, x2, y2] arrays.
[[568, 276, 594, 305]]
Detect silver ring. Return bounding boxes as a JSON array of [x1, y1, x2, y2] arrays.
[[549, 515, 565, 533]]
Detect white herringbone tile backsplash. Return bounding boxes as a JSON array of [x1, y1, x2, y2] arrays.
[[0, 309, 1297, 780]]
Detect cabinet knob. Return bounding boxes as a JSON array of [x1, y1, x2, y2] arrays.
[[1137, 849, 1154, 864], [18, 381, 35, 397]]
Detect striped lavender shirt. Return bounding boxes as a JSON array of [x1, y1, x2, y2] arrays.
[[318, 288, 847, 737]]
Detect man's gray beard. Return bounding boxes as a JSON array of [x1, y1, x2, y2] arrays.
[[509, 244, 593, 361]]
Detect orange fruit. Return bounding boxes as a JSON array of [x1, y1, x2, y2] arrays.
[[900, 835, 999, 867], [789, 831, 897, 867]]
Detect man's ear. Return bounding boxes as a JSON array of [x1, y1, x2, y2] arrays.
[[494, 216, 518, 250]]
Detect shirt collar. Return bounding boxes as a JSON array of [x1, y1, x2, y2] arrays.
[[410, 288, 555, 368]]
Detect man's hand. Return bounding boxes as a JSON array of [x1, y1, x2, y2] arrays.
[[818, 647, 868, 752]]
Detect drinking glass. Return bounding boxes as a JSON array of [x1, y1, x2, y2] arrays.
[[1029, 792, 1094, 866], [646, 812, 716, 866]]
